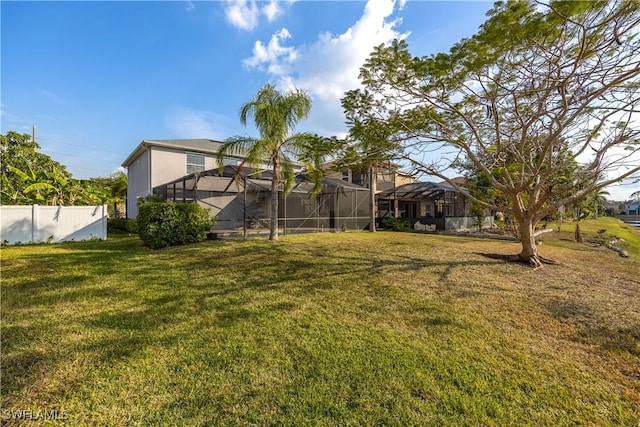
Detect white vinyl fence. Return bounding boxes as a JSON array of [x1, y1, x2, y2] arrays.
[[0, 205, 107, 245]]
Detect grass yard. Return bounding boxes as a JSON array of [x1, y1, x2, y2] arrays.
[[1, 217, 639, 426]]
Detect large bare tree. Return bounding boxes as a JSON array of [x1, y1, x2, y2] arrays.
[[346, 0, 640, 266]]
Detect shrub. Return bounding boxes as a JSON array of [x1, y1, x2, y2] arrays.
[[137, 202, 217, 249], [380, 217, 412, 232], [107, 218, 138, 234], [137, 194, 164, 206], [470, 204, 488, 232]]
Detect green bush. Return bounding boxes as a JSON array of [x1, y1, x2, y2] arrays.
[[137, 202, 217, 249], [107, 218, 138, 234], [380, 217, 412, 232]]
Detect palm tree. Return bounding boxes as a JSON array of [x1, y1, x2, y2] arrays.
[[107, 171, 128, 217], [591, 188, 609, 219], [218, 84, 313, 240]]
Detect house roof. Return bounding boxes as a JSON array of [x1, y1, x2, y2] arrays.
[[121, 139, 228, 167]]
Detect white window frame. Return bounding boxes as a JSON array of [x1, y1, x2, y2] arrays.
[[222, 157, 238, 167], [186, 152, 205, 175]]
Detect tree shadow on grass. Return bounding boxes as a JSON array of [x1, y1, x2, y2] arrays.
[[545, 298, 640, 358], [577, 324, 640, 357], [2, 238, 147, 282], [193, 252, 503, 300], [1, 236, 505, 413]]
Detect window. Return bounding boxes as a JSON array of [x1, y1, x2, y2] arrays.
[[221, 157, 238, 167], [341, 169, 349, 182], [186, 153, 205, 174], [352, 172, 366, 186]]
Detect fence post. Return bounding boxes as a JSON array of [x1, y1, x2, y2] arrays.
[[31, 204, 38, 243], [102, 204, 107, 240]]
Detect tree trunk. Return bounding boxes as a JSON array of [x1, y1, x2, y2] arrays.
[[369, 165, 376, 232], [518, 218, 541, 267], [575, 222, 583, 243], [269, 170, 279, 241]]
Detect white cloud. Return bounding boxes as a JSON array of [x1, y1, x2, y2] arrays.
[[225, 0, 294, 31], [605, 178, 640, 202], [185, 0, 195, 12], [242, 0, 408, 136], [225, 0, 260, 31], [166, 107, 234, 140], [262, 0, 283, 22], [243, 28, 297, 74]]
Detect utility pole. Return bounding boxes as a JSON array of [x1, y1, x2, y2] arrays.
[[32, 125, 37, 143]]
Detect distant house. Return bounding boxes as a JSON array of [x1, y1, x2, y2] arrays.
[[625, 201, 640, 215], [121, 139, 274, 218]]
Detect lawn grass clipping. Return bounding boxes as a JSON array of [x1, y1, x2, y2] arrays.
[[1, 218, 639, 426]]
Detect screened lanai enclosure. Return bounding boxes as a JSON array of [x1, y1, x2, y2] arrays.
[[153, 166, 371, 235], [376, 181, 492, 231]]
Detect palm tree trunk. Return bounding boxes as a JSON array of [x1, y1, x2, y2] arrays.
[[269, 162, 279, 241], [369, 165, 376, 232]]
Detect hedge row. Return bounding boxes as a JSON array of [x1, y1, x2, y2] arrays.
[[380, 217, 412, 232], [107, 218, 138, 234]]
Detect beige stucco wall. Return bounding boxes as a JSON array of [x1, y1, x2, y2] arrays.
[[150, 147, 189, 188], [325, 169, 345, 181], [127, 149, 150, 218], [150, 147, 236, 188], [127, 147, 235, 218], [394, 174, 412, 186]]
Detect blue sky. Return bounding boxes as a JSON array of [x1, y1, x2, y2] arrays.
[[2, 1, 637, 200]]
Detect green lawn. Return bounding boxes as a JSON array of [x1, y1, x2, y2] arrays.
[[2, 218, 639, 426]]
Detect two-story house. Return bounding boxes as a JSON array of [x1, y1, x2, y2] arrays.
[[121, 139, 370, 232], [123, 140, 485, 232], [121, 139, 265, 218]]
